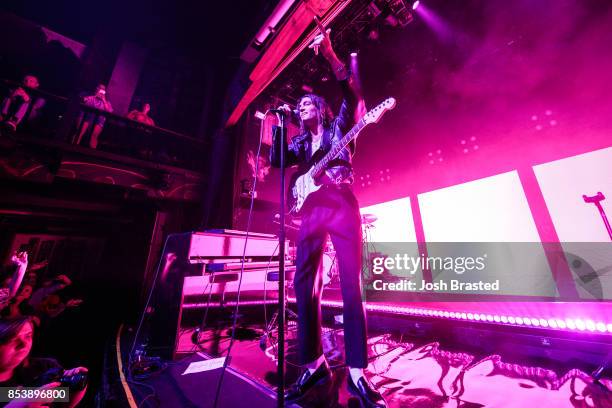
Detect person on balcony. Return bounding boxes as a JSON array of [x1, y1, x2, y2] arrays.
[[73, 84, 113, 149], [127, 102, 155, 126], [0, 75, 44, 132]]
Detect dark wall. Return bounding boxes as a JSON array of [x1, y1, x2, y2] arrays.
[[131, 49, 211, 136], [0, 12, 83, 95]]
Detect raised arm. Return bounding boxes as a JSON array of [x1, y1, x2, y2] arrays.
[[8, 251, 28, 297], [310, 20, 360, 134]]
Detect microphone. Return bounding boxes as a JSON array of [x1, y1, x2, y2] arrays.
[[583, 192, 605, 204], [270, 106, 299, 117]]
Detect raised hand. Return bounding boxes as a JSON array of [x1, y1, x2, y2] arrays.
[[54, 274, 72, 286], [29, 260, 48, 272], [63, 366, 88, 377], [277, 104, 293, 115], [308, 16, 346, 79], [11, 251, 28, 267], [308, 17, 336, 61], [66, 299, 84, 308]]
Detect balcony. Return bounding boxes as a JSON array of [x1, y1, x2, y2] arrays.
[[0, 79, 207, 202]]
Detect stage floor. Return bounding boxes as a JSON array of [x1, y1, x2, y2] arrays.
[[171, 320, 612, 408]]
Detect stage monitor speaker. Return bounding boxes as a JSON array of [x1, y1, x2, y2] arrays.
[[136, 353, 286, 408]]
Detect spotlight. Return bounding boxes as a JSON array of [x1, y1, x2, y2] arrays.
[[301, 84, 313, 93], [412, 0, 420, 10]]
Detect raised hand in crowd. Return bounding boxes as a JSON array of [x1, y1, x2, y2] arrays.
[[8, 251, 29, 298], [10, 252, 28, 268], [27, 260, 48, 273], [65, 299, 84, 308], [12, 88, 31, 103], [52, 275, 72, 287]]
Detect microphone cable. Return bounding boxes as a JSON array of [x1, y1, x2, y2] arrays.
[[212, 109, 269, 408]]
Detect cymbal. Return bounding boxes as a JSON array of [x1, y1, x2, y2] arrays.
[[360, 213, 378, 225]]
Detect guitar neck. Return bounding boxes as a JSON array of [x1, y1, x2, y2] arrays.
[[311, 119, 366, 177]]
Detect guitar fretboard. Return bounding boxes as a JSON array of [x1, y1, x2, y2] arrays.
[[311, 119, 367, 178]]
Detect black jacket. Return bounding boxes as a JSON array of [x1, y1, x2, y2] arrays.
[[270, 79, 358, 184]]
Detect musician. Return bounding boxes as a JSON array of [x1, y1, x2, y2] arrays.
[[270, 23, 387, 408]]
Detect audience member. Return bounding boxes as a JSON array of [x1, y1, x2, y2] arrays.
[[33, 294, 83, 319], [0, 252, 29, 309], [1, 284, 34, 318], [127, 102, 155, 126], [22, 260, 47, 289], [28, 274, 71, 308], [1, 253, 82, 321], [73, 84, 113, 149], [0, 75, 45, 132], [0, 317, 88, 407]]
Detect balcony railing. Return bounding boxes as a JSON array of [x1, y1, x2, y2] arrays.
[[1, 79, 207, 171]]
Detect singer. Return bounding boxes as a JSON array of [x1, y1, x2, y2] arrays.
[[270, 21, 387, 408]]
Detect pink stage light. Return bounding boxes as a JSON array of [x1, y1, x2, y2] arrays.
[[412, 0, 420, 10], [183, 299, 279, 309], [287, 297, 611, 335]]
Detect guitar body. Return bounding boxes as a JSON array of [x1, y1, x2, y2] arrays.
[[292, 170, 321, 214], [287, 149, 326, 215]]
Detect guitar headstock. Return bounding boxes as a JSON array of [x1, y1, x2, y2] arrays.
[[363, 97, 396, 125]]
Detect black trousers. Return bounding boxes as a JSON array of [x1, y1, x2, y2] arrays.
[[294, 184, 368, 368]]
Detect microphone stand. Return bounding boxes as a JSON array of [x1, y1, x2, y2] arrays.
[[276, 112, 287, 407], [583, 192, 612, 381], [583, 192, 612, 240]]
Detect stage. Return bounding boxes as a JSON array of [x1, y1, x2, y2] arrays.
[[113, 302, 612, 407]]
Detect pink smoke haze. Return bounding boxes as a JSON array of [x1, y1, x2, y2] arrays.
[[355, 0, 612, 204]]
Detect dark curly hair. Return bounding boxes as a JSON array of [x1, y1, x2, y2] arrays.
[[297, 94, 334, 133]]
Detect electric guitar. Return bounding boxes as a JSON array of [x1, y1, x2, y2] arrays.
[[289, 97, 397, 214]]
